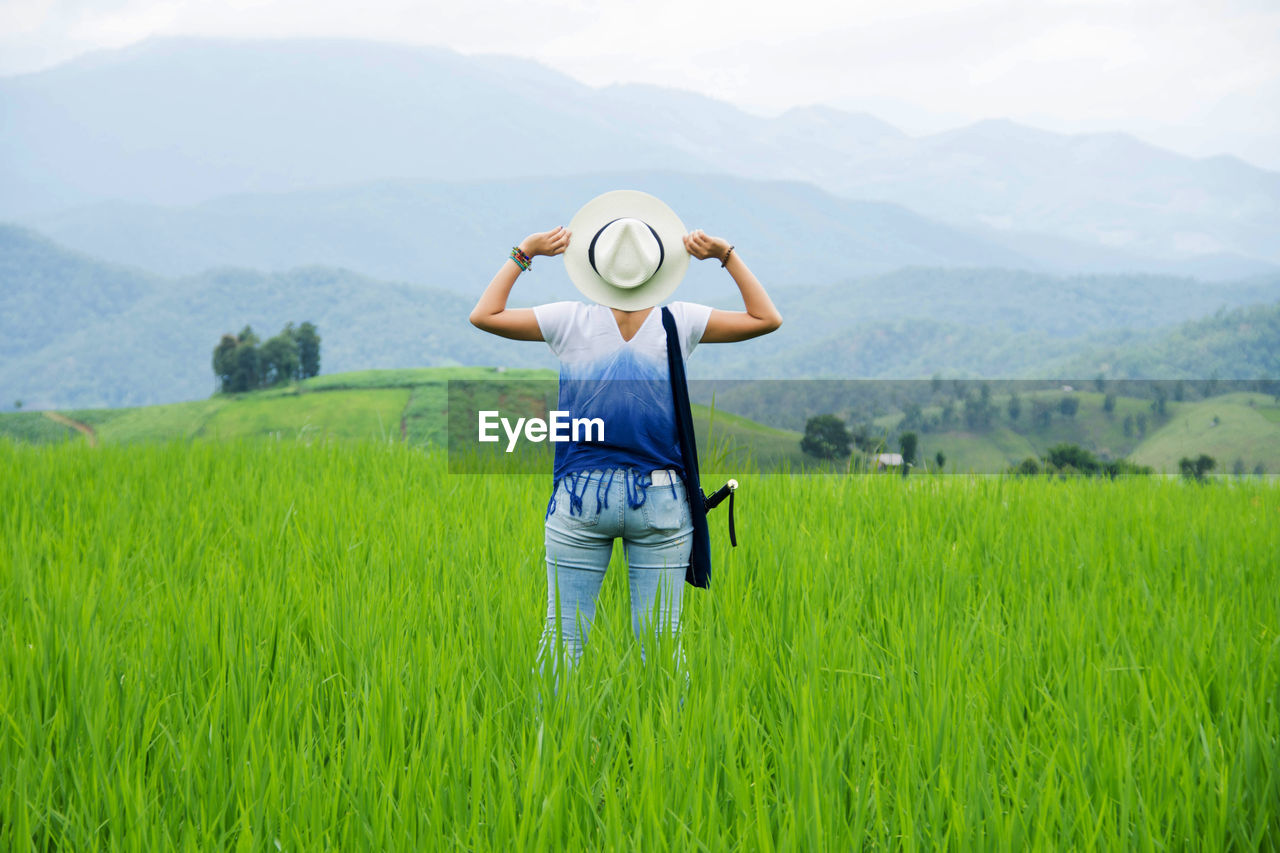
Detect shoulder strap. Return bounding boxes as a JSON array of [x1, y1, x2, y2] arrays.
[[662, 307, 711, 589]]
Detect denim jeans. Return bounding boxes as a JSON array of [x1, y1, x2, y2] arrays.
[[538, 468, 692, 676]]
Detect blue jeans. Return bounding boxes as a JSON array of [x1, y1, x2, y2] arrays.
[[539, 468, 692, 675]]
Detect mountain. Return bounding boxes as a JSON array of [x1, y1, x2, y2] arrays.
[[0, 225, 555, 409], [5, 225, 1277, 409], [690, 267, 1280, 379], [828, 120, 1280, 264], [692, 294, 1280, 384], [0, 38, 705, 216], [3, 37, 1277, 273], [0, 226, 161, 362], [24, 172, 1037, 301], [1048, 301, 1280, 380]]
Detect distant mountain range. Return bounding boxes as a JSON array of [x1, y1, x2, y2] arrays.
[[24, 172, 1039, 303], [26, 171, 1278, 302], [2, 37, 1277, 277], [0, 225, 551, 409], [4, 37, 1277, 410], [4, 225, 1276, 410]]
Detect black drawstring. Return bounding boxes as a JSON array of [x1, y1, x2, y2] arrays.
[[703, 482, 738, 548], [726, 489, 736, 547]]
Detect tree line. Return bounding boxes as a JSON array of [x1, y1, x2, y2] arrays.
[[212, 322, 320, 393]]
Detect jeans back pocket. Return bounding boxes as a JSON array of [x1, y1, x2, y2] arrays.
[[642, 483, 688, 532]]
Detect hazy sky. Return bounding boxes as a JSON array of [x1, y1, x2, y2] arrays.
[[3, 0, 1278, 168]]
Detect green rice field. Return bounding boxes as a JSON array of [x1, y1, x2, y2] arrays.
[[2, 439, 1278, 849]]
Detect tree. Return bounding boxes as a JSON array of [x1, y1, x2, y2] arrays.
[[1103, 393, 1116, 415], [934, 450, 946, 471], [1032, 400, 1053, 430], [1196, 454, 1216, 479], [230, 343, 261, 393], [13, 400, 21, 410], [1059, 395, 1079, 417], [213, 321, 318, 393], [1151, 386, 1168, 417], [1046, 443, 1100, 476], [1254, 462, 1266, 477], [1179, 454, 1215, 481], [293, 322, 321, 379], [963, 390, 994, 430], [1011, 457, 1041, 476], [212, 328, 261, 393], [1094, 374, 1105, 393], [1136, 412, 1148, 436], [939, 400, 957, 430], [899, 431, 918, 477], [1232, 458, 1246, 477], [1007, 393, 1022, 422], [800, 414, 852, 460], [260, 331, 300, 387], [850, 422, 882, 454], [1123, 414, 1134, 437], [212, 334, 239, 392], [900, 402, 924, 432]]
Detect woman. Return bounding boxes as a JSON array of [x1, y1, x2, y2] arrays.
[[469, 191, 782, 678]]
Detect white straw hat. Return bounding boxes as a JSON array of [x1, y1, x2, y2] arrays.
[[563, 190, 690, 310]]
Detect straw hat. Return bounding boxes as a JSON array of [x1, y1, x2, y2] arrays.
[[563, 190, 690, 310]]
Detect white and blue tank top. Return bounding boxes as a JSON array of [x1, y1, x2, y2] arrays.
[[533, 301, 712, 484]]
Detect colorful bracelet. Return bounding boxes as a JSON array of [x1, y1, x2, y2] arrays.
[[510, 246, 532, 272], [720, 245, 735, 268]]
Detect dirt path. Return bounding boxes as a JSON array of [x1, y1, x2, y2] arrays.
[[43, 411, 98, 447]]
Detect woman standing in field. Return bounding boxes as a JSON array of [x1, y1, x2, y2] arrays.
[[469, 191, 782, 678]]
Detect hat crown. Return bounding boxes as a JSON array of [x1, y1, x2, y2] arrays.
[[591, 218, 662, 289], [565, 190, 688, 310]]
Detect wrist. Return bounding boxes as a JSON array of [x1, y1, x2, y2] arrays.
[[510, 245, 533, 272]]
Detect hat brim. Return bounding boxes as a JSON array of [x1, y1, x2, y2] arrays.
[[564, 190, 690, 311]]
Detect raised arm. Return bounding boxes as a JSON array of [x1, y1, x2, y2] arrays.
[[683, 230, 783, 343], [469, 227, 572, 341]]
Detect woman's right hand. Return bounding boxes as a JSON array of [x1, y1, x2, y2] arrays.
[[520, 226, 572, 258]]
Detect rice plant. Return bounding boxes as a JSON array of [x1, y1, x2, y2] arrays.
[[1, 439, 1277, 849]]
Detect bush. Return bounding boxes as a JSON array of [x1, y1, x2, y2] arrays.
[[800, 414, 852, 460], [1179, 454, 1216, 482], [1008, 443, 1152, 478]]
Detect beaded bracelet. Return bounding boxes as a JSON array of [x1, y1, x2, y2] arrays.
[[510, 246, 532, 272], [720, 245, 735, 268]]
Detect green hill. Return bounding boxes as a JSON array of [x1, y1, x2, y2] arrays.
[[869, 388, 1279, 474], [0, 367, 830, 473], [8, 370, 1275, 476], [1130, 393, 1280, 474]]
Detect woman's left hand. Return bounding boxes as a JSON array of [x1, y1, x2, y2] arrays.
[[683, 229, 731, 263], [520, 226, 572, 258]]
